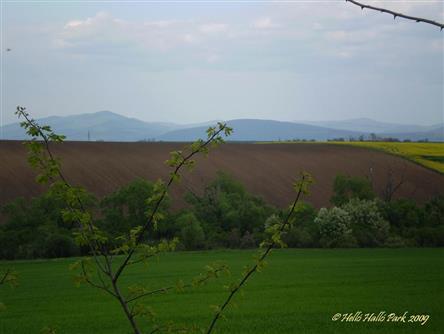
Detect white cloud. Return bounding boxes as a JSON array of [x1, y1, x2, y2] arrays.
[[199, 23, 228, 34], [63, 11, 114, 30], [252, 17, 279, 29], [206, 53, 221, 63], [143, 20, 179, 28], [3, 2, 442, 126], [50, 5, 442, 70], [182, 33, 196, 44], [55, 12, 233, 53], [64, 20, 83, 29]]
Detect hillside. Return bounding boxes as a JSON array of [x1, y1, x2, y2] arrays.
[[380, 126, 444, 142], [301, 118, 443, 134], [1, 141, 443, 213], [330, 141, 444, 173], [158, 119, 367, 141], [1, 111, 178, 141], [3, 112, 442, 142]]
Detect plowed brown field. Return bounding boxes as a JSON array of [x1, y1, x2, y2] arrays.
[[1, 141, 443, 211]]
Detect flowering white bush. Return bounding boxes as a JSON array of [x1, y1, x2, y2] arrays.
[[315, 207, 355, 247], [343, 199, 390, 247]]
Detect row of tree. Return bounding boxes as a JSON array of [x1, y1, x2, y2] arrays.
[[1, 172, 443, 259]]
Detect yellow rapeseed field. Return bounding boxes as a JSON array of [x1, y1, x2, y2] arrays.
[[330, 141, 444, 173]]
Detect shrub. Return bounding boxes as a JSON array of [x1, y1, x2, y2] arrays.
[[44, 233, 79, 258], [342, 199, 390, 247], [240, 231, 256, 249], [283, 202, 318, 248], [100, 178, 170, 238], [379, 198, 421, 231], [0, 189, 93, 259], [185, 171, 277, 237], [331, 174, 375, 206], [177, 212, 206, 250], [423, 196, 444, 227], [383, 235, 406, 248], [315, 207, 356, 248]]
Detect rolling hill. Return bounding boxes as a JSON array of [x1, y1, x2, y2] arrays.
[[301, 118, 443, 134], [1, 112, 442, 142], [1, 111, 175, 141], [157, 119, 366, 141], [1, 141, 443, 215]]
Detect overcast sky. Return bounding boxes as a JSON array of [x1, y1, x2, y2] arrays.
[[1, 0, 443, 127]]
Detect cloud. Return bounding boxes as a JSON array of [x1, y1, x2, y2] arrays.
[[49, 4, 442, 72], [252, 17, 279, 29], [56, 12, 189, 52], [2, 2, 442, 126], [199, 23, 228, 34], [54, 12, 234, 57]]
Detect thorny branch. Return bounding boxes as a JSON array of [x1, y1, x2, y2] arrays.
[[346, 0, 444, 30]]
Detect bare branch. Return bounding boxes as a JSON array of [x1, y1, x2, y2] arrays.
[[346, 0, 444, 30], [383, 163, 407, 202]]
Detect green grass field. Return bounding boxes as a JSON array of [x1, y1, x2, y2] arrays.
[[329, 142, 444, 174], [1, 249, 443, 334]]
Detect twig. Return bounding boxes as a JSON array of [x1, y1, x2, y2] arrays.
[[206, 173, 310, 334], [345, 0, 444, 30], [127, 267, 226, 303], [0, 269, 11, 285], [16, 106, 230, 334], [80, 261, 117, 298], [112, 125, 229, 282], [17, 108, 112, 277]]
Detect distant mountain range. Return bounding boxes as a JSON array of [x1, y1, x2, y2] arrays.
[[157, 119, 365, 141], [1, 111, 442, 142], [300, 118, 443, 135]]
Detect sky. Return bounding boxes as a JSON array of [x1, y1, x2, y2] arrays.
[[0, 0, 443, 128]]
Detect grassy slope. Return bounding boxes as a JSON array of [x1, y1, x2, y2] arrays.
[[328, 142, 444, 174], [1, 249, 443, 334]]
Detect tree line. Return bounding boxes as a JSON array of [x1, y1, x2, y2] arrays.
[[1, 172, 443, 260]]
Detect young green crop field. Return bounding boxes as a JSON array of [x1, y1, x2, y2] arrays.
[[1, 249, 443, 334], [329, 142, 444, 174]]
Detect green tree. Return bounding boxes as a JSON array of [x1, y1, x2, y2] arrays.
[[0, 186, 92, 259], [100, 178, 170, 239], [423, 196, 444, 228], [331, 174, 375, 206], [177, 212, 206, 250], [282, 202, 318, 248], [380, 198, 421, 232], [185, 171, 276, 246]]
